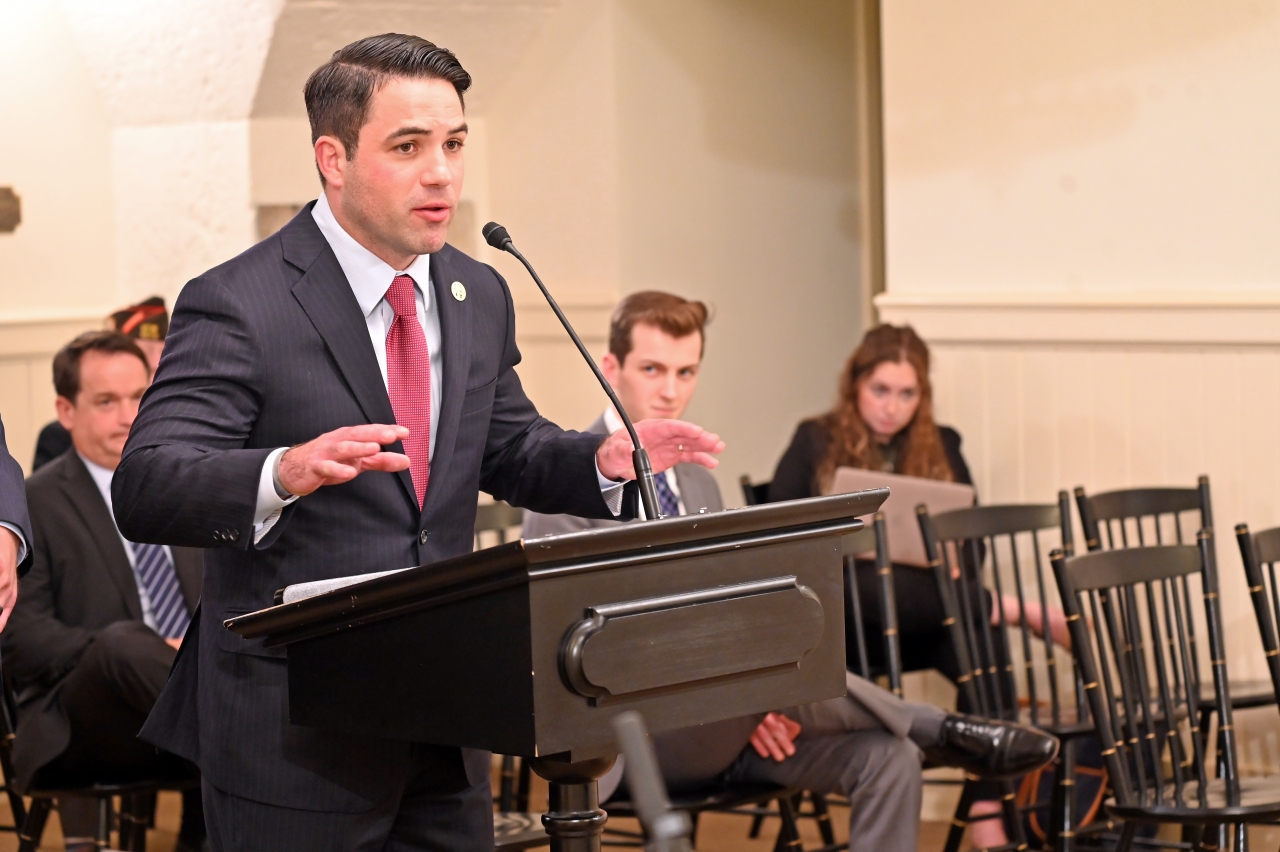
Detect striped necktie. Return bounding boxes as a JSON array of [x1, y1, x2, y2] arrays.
[[131, 542, 190, 639], [653, 471, 682, 518]]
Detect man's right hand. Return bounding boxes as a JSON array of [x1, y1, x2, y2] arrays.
[[749, 712, 802, 762], [278, 424, 411, 497]]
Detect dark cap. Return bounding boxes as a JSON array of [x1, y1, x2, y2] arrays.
[[108, 296, 168, 342]]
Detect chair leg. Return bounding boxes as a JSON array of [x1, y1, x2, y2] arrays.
[[1115, 821, 1138, 852], [516, 758, 532, 812], [17, 797, 52, 852], [809, 791, 836, 846], [120, 793, 150, 852], [943, 780, 977, 852], [1049, 736, 1076, 852], [749, 810, 766, 839], [773, 795, 803, 852], [499, 755, 516, 812], [1000, 779, 1028, 850], [1233, 820, 1247, 852]]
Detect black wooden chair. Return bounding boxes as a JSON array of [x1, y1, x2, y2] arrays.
[[474, 500, 539, 820], [0, 683, 199, 852], [1236, 523, 1280, 713], [1052, 535, 1280, 850], [739, 475, 770, 507], [1075, 478, 1276, 735], [918, 497, 1081, 852]]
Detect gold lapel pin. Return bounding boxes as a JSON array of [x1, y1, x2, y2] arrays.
[[451, 281, 467, 301]]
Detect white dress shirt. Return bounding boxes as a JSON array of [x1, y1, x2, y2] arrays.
[[0, 522, 25, 566], [80, 452, 168, 631], [253, 194, 621, 540], [602, 407, 682, 519]]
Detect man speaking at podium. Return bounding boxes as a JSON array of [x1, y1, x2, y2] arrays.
[[112, 34, 722, 852]]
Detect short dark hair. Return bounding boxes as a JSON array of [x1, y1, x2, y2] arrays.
[[304, 33, 472, 168], [53, 331, 150, 401], [609, 291, 711, 365]]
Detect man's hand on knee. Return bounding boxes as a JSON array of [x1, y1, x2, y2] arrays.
[[750, 712, 802, 762], [278, 425, 412, 497]]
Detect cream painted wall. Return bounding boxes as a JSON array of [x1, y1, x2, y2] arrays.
[[882, 0, 1280, 295], [613, 0, 864, 497], [0, 2, 117, 319]]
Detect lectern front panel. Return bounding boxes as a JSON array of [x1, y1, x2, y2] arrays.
[[528, 532, 845, 760]]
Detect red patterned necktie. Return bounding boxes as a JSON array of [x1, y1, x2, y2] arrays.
[[385, 274, 431, 508]]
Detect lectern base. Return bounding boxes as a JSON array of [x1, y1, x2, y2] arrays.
[[528, 755, 616, 852]]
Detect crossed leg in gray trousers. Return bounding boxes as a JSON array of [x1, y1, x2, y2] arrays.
[[606, 673, 947, 851]]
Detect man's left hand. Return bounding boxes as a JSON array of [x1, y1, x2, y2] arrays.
[[0, 527, 19, 632], [596, 419, 725, 481], [750, 712, 802, 762]]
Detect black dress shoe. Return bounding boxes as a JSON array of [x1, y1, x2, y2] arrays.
[[922, 714, 1059, 779]]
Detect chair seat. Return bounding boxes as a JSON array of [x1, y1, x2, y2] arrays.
[[24, 775, 201, 799], [1018, 703, 1096, 738], [494, 812, 549, 851], [1199, 678, 1277, 710], [1107, 775, 1280, 823], [606, 782, 796, 817]]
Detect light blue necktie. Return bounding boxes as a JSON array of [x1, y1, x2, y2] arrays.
[[131, 542, 191, 639]]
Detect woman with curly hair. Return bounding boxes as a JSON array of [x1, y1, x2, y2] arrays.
[[771, 324, 1067, 680], [772, 324, 1067, 848]]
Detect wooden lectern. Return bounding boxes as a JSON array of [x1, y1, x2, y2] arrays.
[[226, 490, 887, 851]]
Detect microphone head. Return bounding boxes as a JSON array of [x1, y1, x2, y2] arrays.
[[482, 222, 514, 251]]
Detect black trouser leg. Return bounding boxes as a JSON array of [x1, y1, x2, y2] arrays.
[[37, 622, 196, 840]]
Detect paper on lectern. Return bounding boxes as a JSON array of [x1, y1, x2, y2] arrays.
[[281, 568, 411, 605]]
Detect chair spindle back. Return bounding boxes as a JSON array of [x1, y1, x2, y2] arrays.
[[1051, 536, 1239, 812]]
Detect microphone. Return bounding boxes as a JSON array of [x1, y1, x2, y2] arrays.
[[611, 711, 693, 852], [483, 221, 663, 521]]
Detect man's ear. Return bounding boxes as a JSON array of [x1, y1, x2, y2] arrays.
[[314, 136, 348, 189], [601, 351, 621, 387], [54, 396, 76, 431]]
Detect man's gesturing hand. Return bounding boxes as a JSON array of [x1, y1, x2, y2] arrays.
[[278, 424, 412, 497], [595, 419, 725, 481], [0, 527, 19, 632], [750, 712, 802, 762]]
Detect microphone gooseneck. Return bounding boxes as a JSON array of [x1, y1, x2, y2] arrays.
[[482, 221, 663, 521]]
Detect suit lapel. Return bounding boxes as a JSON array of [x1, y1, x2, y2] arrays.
[[286, 215, 418, 509], [419, 246, 473, 520], [59, 454, 143, 620]]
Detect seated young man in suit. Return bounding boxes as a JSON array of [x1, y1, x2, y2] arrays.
[[2, 331, 205, 852], [523, 292, 1058, 850]]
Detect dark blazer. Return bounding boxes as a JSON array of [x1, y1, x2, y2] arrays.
[[522, 414, 723, 538], [112, 204, 630, 813], [769, 419, 973, 502], [31, 421, 72, 473], [0, 415, 33, 576], [2, 450, 201, 790]]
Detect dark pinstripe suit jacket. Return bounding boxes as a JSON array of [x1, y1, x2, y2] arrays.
[[0, 415, 33, 577], [112, 204, 630, 813]]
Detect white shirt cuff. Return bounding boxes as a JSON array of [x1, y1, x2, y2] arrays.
[[254, 447, 299, 543], [596, 461, 626, 517], [0, 522, 27, 566]]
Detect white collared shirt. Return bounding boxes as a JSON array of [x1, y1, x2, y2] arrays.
[[602, 408, 683, 519], [79, 452, 168, 631], [253, 195, 621, 539]]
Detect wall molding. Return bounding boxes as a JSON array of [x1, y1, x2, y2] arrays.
[[876, 291, 1280, 347], [0, 312, 106, 358]]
